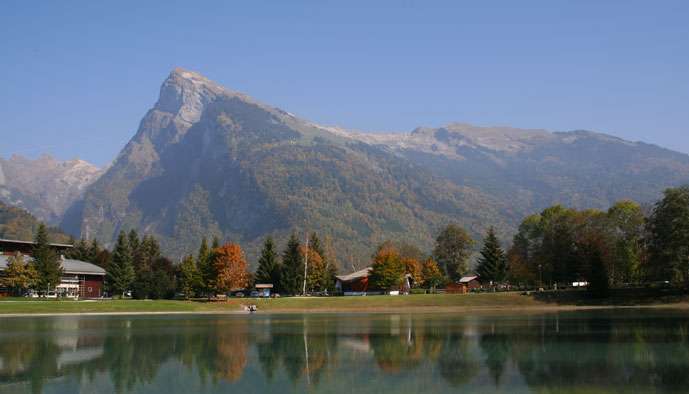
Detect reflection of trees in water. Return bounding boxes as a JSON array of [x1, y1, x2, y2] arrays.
[[437, 332, 480, 387], [479, 328, 511, 387], [5, 313, 689, 393], [0, 317, 252, 393], [369, 316, 443, 374], [509, 313, 689, 393], [256, 317, 339, 387]]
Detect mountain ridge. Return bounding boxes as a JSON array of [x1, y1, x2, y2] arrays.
[[51, 68, 689, 265]]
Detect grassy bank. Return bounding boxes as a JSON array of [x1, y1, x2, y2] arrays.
[[1, 291, 688, 315]]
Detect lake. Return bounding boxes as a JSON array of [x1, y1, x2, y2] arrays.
[[1, 310, 689, 393]]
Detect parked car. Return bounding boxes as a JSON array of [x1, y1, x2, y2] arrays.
[[234, 292, 245, 298], [250, 291, 260, 298]]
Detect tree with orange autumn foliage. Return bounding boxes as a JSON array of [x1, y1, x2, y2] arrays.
[[213, 243, 249, 294], [402, 257, 423, 288], [369, 243, 405, 291]]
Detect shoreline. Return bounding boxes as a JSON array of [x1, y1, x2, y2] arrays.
[[2, 302, 689, 318]]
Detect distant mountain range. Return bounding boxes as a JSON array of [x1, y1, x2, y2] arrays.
[[0, 155, 101, 225], [4, 68, 689, 266]]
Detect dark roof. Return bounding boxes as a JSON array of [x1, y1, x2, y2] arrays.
[[0, 238, 74, 248], [0, 255, 106, 276]]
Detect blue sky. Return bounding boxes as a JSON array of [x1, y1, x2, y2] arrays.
[[1, 1, 688, 166]]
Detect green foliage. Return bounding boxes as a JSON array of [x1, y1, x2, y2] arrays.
[[280, 234, 303, 295], [369, 245, 405, 291], [196, 238, 215, 297], [32, 224, 63, 293], [606, 200, 645, 284], [178, 255, 199, 299], [646, 186, 689, 285], [476, 227, 508, 284], [433, 224, 474, 281], [255, 237, 281, 290], [108, 231, 135, 297]]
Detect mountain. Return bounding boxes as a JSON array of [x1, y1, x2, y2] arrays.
[[0, 154, 101, 225], [0, 200, 71, 243], [61, 68, 689, 266], [60, 68, 510, 265], [339, 123, 689, 214]]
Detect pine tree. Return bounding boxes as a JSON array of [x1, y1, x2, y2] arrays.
[[280, 234, 303, 295], [179, 255, 199, 299], [255, 237, 281, 290], [196, 238, 214, 297], [108, 230, 135, 298], [128, 229, 141, 265], [476, 227, 508, 284], [33, 223, 62, 294]]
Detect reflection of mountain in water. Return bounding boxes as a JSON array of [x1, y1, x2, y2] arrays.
[[2, 312, 689, 393]]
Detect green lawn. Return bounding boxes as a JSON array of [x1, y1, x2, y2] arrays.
[[1, 290, 686, 315], [0, 293, 544, 315]]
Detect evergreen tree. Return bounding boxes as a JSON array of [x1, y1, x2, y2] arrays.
[[179, 255, 199, 299], [211, 236, 220, 249], [108, 231, 135, 298], [255, 237, 281, 289], [33, 224, 62, 294], [476, 227, 508, 284], [281, 234, 303, 295], [196, 238, 215, 297], [433, 224, 474, 281], [128, 229, 141, 264]]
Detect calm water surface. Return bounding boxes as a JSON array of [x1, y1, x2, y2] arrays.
[[1, 310, 689, 393]]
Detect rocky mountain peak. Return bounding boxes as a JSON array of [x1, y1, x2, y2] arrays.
[[155, 67, 227, 125]]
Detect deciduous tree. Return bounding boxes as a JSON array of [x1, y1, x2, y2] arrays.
[[0, 253, 37, 296], [370, 243, 405, 291], [213, 243, 249, 293], [647, 186, 689, 286], [421, 258, 444, 292], [433, 224, 474, 281]]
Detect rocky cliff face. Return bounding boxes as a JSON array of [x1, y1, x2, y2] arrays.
[[61, 68, 689, 264], [0, 154, 101, 224]]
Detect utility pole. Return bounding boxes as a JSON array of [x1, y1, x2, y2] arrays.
[[302, 232, 309, 296]]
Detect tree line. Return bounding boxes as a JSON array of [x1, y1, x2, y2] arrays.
[[3, 185, 688, 298], [507, 186, 689, 295]]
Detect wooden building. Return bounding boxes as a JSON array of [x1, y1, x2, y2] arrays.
[[446, 275, 482, 294], [335, 267, 372, 295], [0, 238, 106, 298]]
